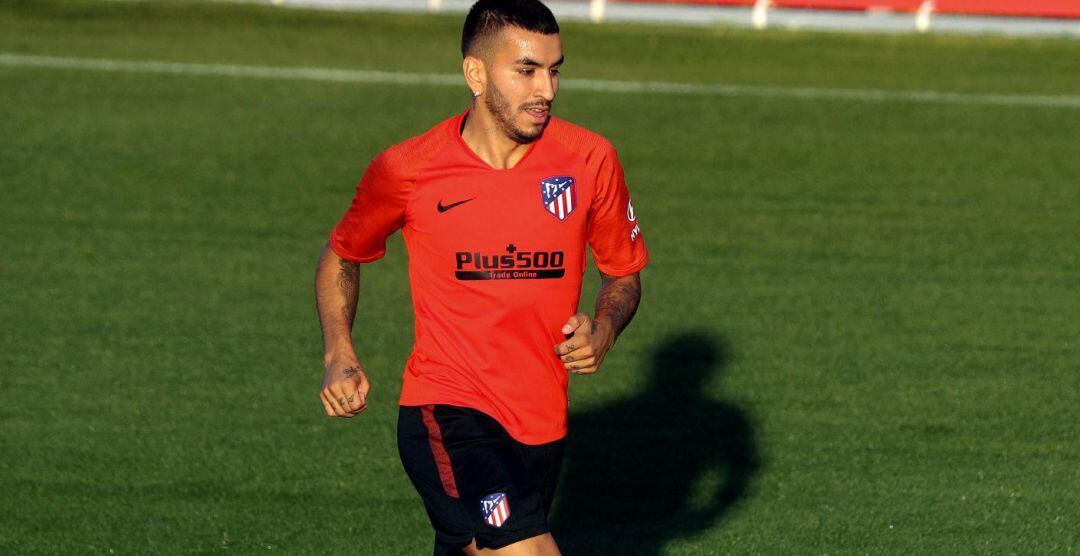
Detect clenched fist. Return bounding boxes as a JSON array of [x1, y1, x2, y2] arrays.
[[553, 312, 615, 375], [320, 356, 371, 418]]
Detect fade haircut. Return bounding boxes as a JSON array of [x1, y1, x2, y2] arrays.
[[461, 0, 560, 59]]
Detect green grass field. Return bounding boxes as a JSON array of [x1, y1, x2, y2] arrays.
[[2, 1, 1079, 553]]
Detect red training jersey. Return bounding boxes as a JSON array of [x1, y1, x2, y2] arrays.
[[330, 109, 649, 444]]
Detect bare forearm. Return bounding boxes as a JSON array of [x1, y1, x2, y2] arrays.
[[592, 271, 642, 345], [315, 244, 361, 364]]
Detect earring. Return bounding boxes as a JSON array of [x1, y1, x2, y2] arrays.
[[473, 90, 482, 97]]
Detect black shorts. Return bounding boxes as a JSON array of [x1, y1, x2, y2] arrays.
[[397, 404, 565, 556]]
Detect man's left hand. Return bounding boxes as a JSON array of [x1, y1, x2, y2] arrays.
[[553, 312, 615, 375]]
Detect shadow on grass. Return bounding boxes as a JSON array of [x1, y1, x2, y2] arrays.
[[550, 330, 759, 555]]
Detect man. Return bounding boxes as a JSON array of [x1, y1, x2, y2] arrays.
[[314, 1, 648, 554]]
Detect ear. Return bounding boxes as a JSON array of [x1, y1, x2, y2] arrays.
[[462, 55, 487, 97]]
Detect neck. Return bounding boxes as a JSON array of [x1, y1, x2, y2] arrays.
[[460, 102, 535, 170]]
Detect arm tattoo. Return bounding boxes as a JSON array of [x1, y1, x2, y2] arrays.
[[342, 366, 361, 378], [337, 259, 360, 329], [594, 272, 642, 339]]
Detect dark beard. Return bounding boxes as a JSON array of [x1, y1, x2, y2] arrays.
[[484, 83, 546, 144]]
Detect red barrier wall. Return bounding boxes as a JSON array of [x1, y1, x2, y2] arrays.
[[936, 0, 1080, 19], [774, 0, 922, 11], [616, 0, 1080, 19]]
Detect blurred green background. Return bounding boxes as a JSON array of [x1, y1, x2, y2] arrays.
[[1, 1, 1078, 553]]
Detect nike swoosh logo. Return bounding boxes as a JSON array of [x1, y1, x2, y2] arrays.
[[437, 197, 476, 213]]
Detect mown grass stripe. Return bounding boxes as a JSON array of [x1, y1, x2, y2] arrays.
[[3, 52, 1080, 109]]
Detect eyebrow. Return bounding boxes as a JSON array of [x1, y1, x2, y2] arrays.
[[513, 55, 565, 67]]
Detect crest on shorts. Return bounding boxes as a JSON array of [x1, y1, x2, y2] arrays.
[[540, 176, 577, 221], [481, 492, 511, 528]]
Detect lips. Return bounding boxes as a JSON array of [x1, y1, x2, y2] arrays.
[[525, 106, 549, 123]]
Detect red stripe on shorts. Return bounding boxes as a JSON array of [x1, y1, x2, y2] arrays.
[[420, 405, 460, 498]]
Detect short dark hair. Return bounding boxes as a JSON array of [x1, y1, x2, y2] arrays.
[[461, 0, 560, 59]]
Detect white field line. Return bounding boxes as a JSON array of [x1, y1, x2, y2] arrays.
[[3, 52, 1080, 109]]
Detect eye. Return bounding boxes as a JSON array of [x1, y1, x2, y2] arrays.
[[551, 68, 561, 76], [518, 68, 534, 76]]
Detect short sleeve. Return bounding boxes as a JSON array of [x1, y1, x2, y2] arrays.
[[329, 153, 409, 263], [586, 145, 649, 276]]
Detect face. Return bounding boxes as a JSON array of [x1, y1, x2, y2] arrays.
[[479, 27, 563, 144]]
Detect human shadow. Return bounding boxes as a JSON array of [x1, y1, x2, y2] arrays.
[[549, 330, 760, 555]]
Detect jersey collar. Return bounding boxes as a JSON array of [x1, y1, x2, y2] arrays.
[[453, 108, 544, 171]]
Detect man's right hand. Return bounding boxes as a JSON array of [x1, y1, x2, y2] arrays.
[[320, 357, 371, 418]]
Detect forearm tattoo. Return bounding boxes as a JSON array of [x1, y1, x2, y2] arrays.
[[594, 272, 642, 339], [337, 259, 360, 328]]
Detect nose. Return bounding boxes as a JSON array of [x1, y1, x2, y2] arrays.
[[535, 71, 556, 103]]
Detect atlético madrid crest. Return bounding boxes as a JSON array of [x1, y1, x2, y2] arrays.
[[481, 492, 511, 528], [540, 176, 577, 221]]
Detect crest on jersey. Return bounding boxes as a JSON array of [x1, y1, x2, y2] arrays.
[[540, 176, 577, 222], [481, 492, 511, 528]]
